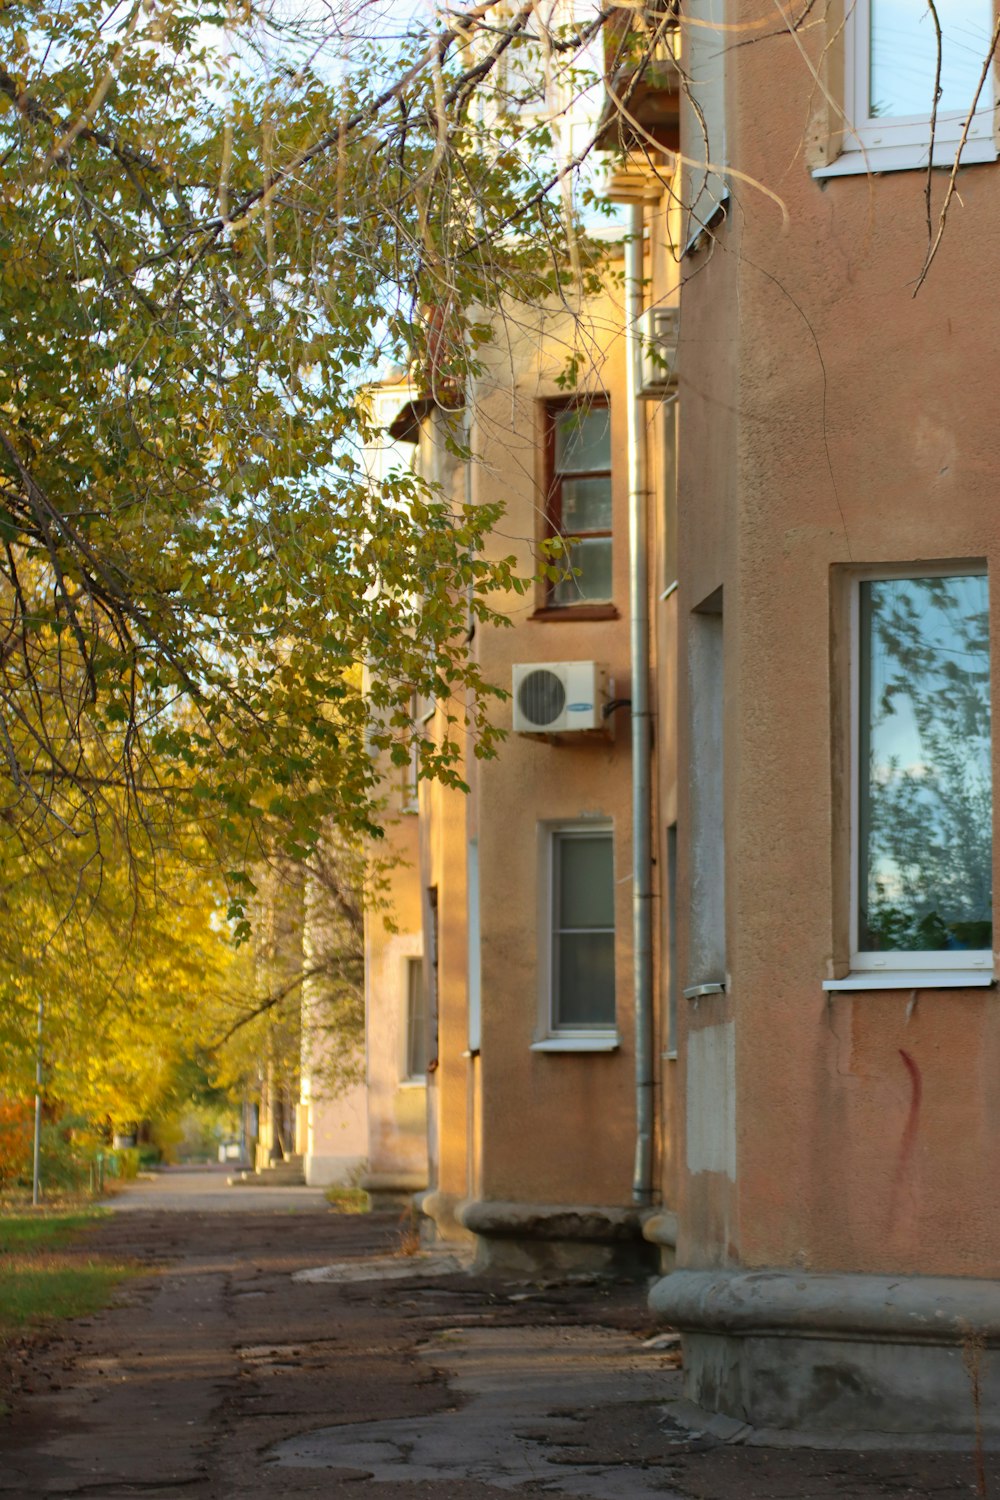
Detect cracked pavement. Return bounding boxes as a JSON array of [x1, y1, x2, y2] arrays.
[[0, 1170, 994, 1498]]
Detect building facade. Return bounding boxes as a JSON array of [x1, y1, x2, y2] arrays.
[[366, 219, 684, 1272], [652, 0, 1000, 1442]]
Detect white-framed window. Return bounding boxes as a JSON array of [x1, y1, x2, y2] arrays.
[[815, 0, 998, 178], [403, 956, 427, 1081], [845, 567, 993, 983], [535, 824, 617, 1046]]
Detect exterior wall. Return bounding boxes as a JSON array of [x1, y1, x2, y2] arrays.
[[363, 808, 428, 1204], [416, 416, 475, 1244], [301, 1082, 367, 1187], [658, 0, 1000, 1437], [648, 193, 683, 1267], [357, 377, 430, 1207], [371, 211, 682, 1271], [300, 856, 369, 1188], [688, 0, 1000, 1281], [438, 245, 679, 1270], [419, 711, 474, 1242], [471, 293, 637, 1214]]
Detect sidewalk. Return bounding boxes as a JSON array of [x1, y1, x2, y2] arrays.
[[109, 1162, 327, 1213], [0, 1186, 992, 1498]]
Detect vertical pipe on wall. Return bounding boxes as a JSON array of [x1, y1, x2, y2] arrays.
[[626, 201, 655, 1207]]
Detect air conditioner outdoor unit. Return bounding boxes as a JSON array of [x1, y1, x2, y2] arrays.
[[512, 662, 606, 734], [639, 305, 679, 397]]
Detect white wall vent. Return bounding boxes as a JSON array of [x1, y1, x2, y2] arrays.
[[512, 662, 606, 734], [639, 305, 679, 397]]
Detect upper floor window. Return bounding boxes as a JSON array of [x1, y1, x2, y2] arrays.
[[545, 400, 612, 608], [854, 570, 993, 973], [817, 0, 998, 177]]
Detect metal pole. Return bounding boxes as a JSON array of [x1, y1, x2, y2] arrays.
[[31, 996, 43, 1207], [626, 200, 656, 1207]]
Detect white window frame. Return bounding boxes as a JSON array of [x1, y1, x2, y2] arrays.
[[826, 564, 995, 990], [814, 0, 998, 179], [534, 821, 619, 1050]]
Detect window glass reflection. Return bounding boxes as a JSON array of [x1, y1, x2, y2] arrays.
[[859, 574, 992, 954], [554, 407, 611, 473], [552, 538, 613, 605], [870, 0, 993, 120]]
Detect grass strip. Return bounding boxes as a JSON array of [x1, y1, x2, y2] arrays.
[[0, 1211, 106, 1254], [324, 1185, 370, 1214], [0, 1211, 134, 1338]]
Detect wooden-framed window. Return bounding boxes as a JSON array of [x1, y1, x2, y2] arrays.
[[404, 957, 427, 1081], [544, 398, 613, 608]]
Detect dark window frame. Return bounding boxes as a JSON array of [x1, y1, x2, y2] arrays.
[[404, 955, 427, 1081], [542, 395, 613, 611]]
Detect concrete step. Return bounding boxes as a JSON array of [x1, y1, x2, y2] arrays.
[[228, 1155, 307, 1188]]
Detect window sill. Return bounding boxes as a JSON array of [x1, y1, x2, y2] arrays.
[[684, 982, 726, 1000], [813, 136, 998, 179], [531, 1034, 621, 1053], [530, 604, 619, 622], [398, 1077, 427, 1088], [823, 971, 996, 993]]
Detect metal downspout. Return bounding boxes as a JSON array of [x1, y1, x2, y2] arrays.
[[626, 201, 655, 1207]]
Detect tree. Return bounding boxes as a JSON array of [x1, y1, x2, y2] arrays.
[[0, 0, 615, 921], [0, 805, 238, 1125], [208, 830, 368, 1162]]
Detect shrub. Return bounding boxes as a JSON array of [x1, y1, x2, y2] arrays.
[[0, 1099, 32, 1191]]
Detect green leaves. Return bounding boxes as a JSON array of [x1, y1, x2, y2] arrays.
[[0, 0, 604, 888]]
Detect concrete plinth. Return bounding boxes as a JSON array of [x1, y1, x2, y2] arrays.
[[417, 1189, 475, 1246], [302, 1152, 366, 1188], [361, 1171, 427, 1212], [459, 1200, 656, 1278], [650, 1267, 1000, 1445]]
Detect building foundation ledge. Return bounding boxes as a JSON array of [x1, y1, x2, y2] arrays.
[[640, 1209, 678, 1247], [303, 1152, 366, 1188], [640, 1209, 678, 1272], [360, 1170, 428, 1212], [458, 1199, 657, 1277], [650, 1267, 1000, 1444], [416, 1189, 476, 1246]]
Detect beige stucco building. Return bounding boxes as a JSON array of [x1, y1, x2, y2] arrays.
[[650, 0, 1000, 1443], [353, 0, 1000, 1446], [363, 218, 684, 1272], [361, 798, 429, 1208]]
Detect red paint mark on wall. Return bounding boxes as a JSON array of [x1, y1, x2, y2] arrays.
[[897, 1049, 922, 1170], [887, 1048, 922, 1235]]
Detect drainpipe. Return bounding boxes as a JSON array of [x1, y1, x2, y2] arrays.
[[626, 200, 655, 1208]]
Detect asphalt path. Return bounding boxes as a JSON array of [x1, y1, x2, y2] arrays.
[[0, 1173, 994, 1498], [109, 1162, 328, 1213]]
